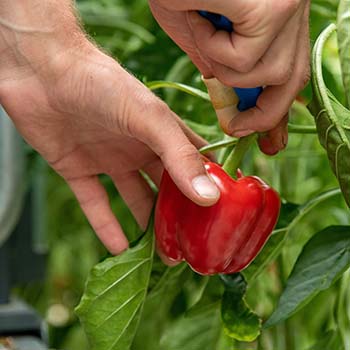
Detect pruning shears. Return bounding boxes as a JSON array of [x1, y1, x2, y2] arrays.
[[199, 11, 263, 112]]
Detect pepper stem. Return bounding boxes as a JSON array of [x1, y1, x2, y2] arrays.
[[287, 123, 317, 134], [222, 133, 257, 178]]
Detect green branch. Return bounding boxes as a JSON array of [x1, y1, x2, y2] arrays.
[[199, 138, 238, 154], [222, 134, 257, 177], [288, 124, 317, 134]]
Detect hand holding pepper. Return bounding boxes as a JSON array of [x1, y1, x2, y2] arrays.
[[0, 0, 220, 255]]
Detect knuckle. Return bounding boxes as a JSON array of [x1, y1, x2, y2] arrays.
[[211, 66, 237, 87], [233, 56, 256, 73], [261, 120, 279, 131], [150, 100, 171, 120], [161, 142, 202, 177], [253, 108, 280, 131], [275, 0, 300, 15], [272, 64, 293, 85], [129, 91, 170, 136], [175, 143, 200, 162], [138, 93, 169, 116], [285, 0, 300, 12]]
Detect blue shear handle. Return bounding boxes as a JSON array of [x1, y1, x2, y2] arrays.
[[199, 11, 263, 112]]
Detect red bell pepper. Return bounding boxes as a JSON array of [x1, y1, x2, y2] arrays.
[[155, 161, 280, 275]]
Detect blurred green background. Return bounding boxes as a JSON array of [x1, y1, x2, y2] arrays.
[[12, 0, 349, 349]]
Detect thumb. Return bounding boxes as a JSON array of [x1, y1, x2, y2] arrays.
[[160, 137, 220, 206], [131, 94, 220, 206]]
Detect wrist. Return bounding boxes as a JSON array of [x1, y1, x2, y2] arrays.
[[0, 0, 89, 82]]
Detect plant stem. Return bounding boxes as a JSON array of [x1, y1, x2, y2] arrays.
[[199, 124, 316, 155], [222, 134, 257, 177], [287, 124, 317, 134], [199, 138, 238, 154], [336, 269, 350, 350], [284, 319, 295, 350], [146, 80, 210, 101]]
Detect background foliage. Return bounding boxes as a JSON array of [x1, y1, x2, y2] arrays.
[[14, 0, 350, 349]]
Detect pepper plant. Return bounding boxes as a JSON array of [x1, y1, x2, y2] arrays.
[[16, 0, 350, 349], [72, 1, 350, 348]]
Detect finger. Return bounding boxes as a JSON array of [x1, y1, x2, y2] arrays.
[[175, 116, 216, 160], [143, 119, 216, 188], [68, 176, 129, 255], [258, 114, 288, 155], [152, 0, 251, 15], [176, 116, 208, 149], [128, 88, 220, 206], [154, 0, 295, 23], [112, 171, 155, 231], [227, 10, 310, 137], [187, 3, 299, 74], [149, 0, 213, 77], [143, 158, 163, 188], [207, 3, 305, 87]]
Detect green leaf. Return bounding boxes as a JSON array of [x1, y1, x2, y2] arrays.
[[186, 275, 224, 317], [242, 229, 286, 283], [307, 329, 344, 350], [75, 220, 154, 350], [160, 305, 225, 350], [309, 24, 350, 207], [244, 189, 341, 283], [336, 270, 350, 349], [146, 81, 210, 101], [221, 291, 260, 342], [243, 201, 304, 283], [337, 0, 350, 106], [265, 226, 350, 328], [132, 264, 189, 350], [185, 275, 223, 318], [220, 274, 261, 342], [275, 202, 301, 229]]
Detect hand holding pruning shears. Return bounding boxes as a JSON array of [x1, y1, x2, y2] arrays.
[[149, 0, 311, 155]]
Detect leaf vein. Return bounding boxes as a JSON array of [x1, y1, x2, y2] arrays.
[[106, 300, 144, 350], [88, 258, 150, 306], [95, 289, 145, 330]]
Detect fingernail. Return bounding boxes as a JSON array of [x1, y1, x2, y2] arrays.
[[231, 129, 255, 138], [192, 175, 220, 199]]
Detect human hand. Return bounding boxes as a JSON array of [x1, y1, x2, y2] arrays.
[[149, 0, 311, 155], [0, 1, 220, 255]]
